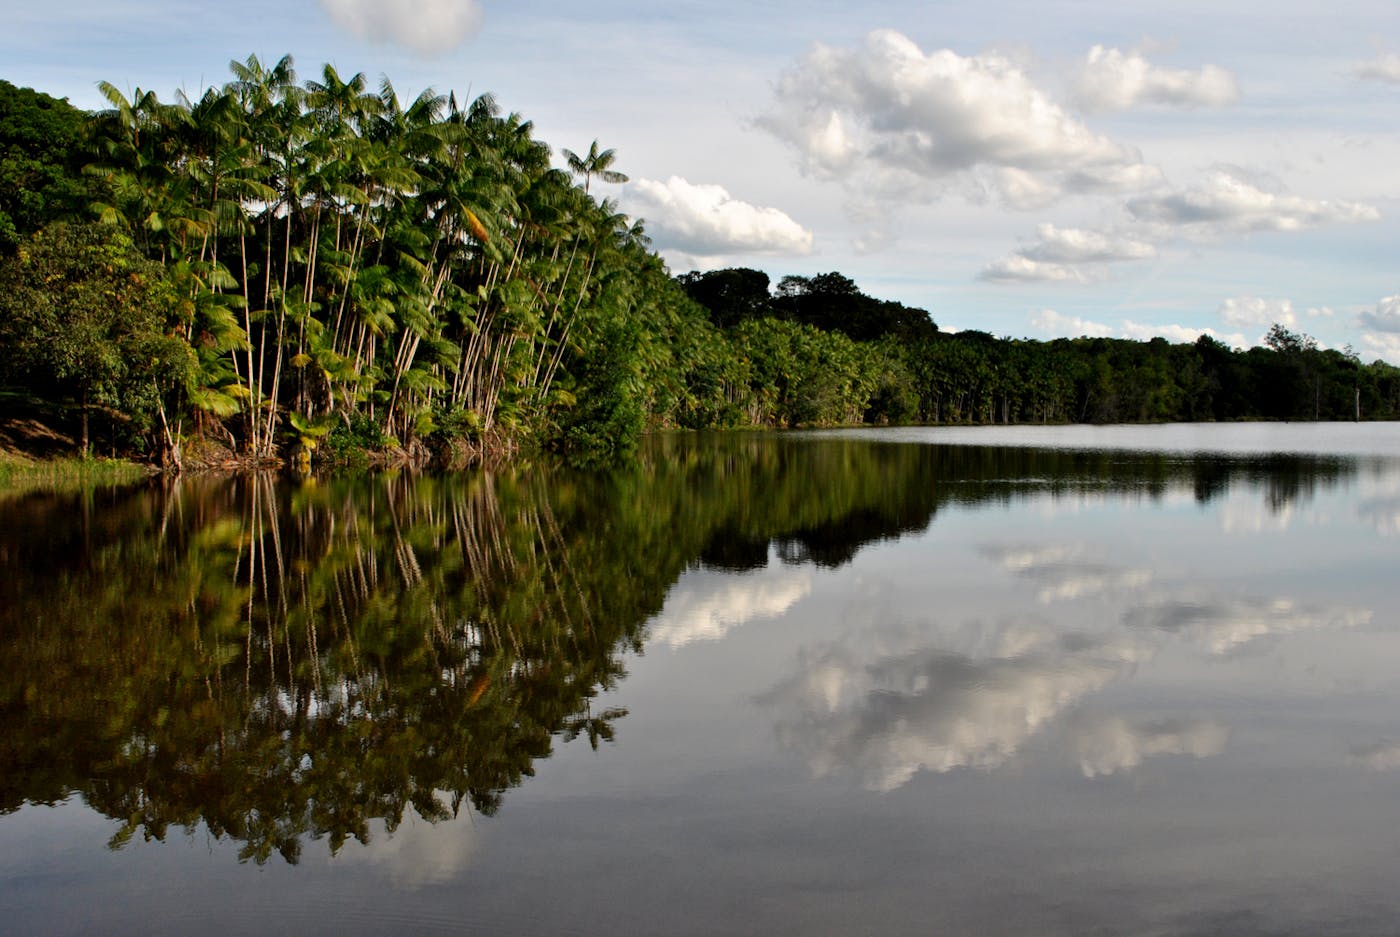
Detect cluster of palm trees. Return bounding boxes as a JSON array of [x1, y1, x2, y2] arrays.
[[87, 54, 663, 462]]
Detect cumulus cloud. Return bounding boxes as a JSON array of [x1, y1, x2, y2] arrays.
[[1025, 313, 1243, 346], [1126, 169, 1380, 233], [1071, 714, 1229, 777], [760, 30, 1145, 211], [984, 224, 1156, 284], [982, 257, 1095, 283], [1361, 331, 1400, 364], [647, 566, 812, 647], [626, 176, 814, 257], [1359, 295, 1400, 334], [1125, 596, 1372, 654], [1119, 321, 1247, 346], [1021, 224, 1158, 264], [1072, 45, 1241, 112], [1356, 52, 1400, 84], [318, 0, 482, 55], [762, 630, 1146, 790], [1220, 296, 1297, 329]]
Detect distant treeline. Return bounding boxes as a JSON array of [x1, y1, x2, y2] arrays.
[[676, 267, 1400, 427], [2, 66, 1397, 468]]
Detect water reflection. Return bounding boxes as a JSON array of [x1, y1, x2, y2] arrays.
[[0, 432, 1391, 870], [1349, 740, 1400, 771], [982, 544, 1155, 602], [763, 568, 1374, 789], [0, 471, 652, 864], [1125, 596, 1371, 654], [760, 624, 1149, 790], [1068, 713, 1229, 777], [647, 559, 813, 647]]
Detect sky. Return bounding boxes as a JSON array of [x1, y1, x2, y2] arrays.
[[6, 0, 1399, 359]]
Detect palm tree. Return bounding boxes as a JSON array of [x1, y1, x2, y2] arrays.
[[561, 139, 628, 194]]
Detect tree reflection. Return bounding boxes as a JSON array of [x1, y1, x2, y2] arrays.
[[0, 436, 1369, 863]]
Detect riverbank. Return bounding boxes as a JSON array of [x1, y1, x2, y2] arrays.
[[0, 414, 531, 495]]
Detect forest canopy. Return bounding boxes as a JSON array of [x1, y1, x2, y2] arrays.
[[1, 62, 1397, 467]]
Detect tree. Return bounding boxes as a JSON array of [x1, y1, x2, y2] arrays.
[[561, 139, 628, 194], [677, 267, 772, 328], [0, 223, 193, 455], [0, 80, 92, 251]]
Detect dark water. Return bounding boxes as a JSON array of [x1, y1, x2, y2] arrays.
[[2, 425, 1399, 935]]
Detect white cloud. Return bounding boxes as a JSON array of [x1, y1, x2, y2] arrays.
[[1361, 331, 1400, 364], [318, 0, 482, 55], [986, 223, 1156, 285], [992, 167, 1060, 210], [1220, 296, 1297, 328], [761, 30, 1145, 211], [983, 257, 1095, 284], [1359, 295, 1400, 334], [626, 176, 814, 257], [1119, 321, 1247, 346], [1127, 169, 1380, 233], [1020, 224, 1157, 264], [1071, 714, 1229, 777], [1356, 52, 1400, 84], [647, 566, 812, 647], [1024, 313, 1245, 346], [1072, 45, 1240, 113]]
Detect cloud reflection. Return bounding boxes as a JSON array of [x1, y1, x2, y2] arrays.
[[1357, 495, 1400, 535], [1349, 741, 1400, 771], [762, 626, 1149, 791], [983, 544, 1153, 602], [1125, 597, 1371, 654], [763, 531, 1375, 791], [1070, 714, 1228, 777], [648, 565, 812, 647], [332, 813, 478, 889]]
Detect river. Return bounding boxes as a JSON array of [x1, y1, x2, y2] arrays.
[[2, 424, 1398, 935]]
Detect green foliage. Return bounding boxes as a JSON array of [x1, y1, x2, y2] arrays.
[[324, 411, 390, 459], [2, 63, 1396, 467], [551, 317, 646, 462], [0, 80, 92, 251], [0, 455, 147, 498], [0, 222, 194, 452]]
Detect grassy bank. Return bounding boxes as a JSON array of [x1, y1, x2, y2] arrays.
[[0, 452, 150, 498]]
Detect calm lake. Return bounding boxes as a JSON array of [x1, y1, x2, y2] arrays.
[[3, 424, 1399, 935]]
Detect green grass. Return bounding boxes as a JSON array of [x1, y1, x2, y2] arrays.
[[0, 453, 150, 498]]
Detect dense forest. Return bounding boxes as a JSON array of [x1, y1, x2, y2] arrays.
[[2, 62, 1398, 468]]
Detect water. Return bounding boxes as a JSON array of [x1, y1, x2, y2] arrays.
[[2, 424, 1398, 935]]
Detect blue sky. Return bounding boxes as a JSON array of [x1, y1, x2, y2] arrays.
[[6, 0, 1399, 358]]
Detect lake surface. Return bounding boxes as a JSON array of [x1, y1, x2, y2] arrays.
[[2, 424, 1399, 935]]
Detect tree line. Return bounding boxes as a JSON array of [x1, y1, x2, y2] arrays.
[[675, 267, 1400, 427], [2, 65, 1398, 470]]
